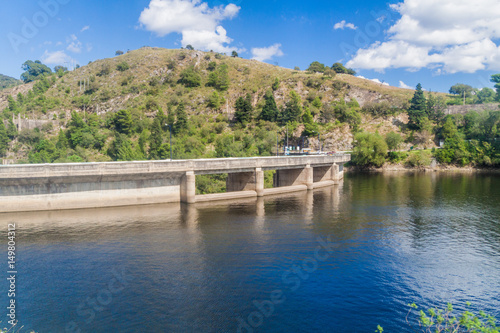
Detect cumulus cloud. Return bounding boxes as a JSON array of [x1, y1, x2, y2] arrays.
[[399, 81, 413, 89], [42, 50, 75, 65], [251, 44, 284, 62], [80, 25, 90, 32], [347, 0, 500, 73], [139, 0, 241, 53], [334, 20, 357, 30]]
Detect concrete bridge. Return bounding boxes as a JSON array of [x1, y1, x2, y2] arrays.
[[0, 154, 350, 212]]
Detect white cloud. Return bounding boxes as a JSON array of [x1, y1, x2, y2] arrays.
[[356, 75, 390, 86], [81, 25, 90, 32], [139, 0, 241, 53], [399, 81, 413, 89], [347, 0, 500, 74], [334, 20, 357, 30], [251, 44, 284, 62], [66, 34, 82, 53], [42, 50, 75, 65]]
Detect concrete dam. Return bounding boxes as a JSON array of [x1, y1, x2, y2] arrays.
[[0, 154, 350, 212]]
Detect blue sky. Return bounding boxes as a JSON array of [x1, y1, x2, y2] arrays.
[[1, 0, 499, 92]]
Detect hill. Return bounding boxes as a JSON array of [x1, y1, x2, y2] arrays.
[[0, 74, 21, 91], [0, 47, 466, 166]]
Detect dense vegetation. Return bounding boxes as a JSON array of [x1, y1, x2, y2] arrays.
[[352, 81, 500, 168]]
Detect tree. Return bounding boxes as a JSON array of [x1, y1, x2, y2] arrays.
[[207, 61, 217, 71], [449, 83, 474, 98], [260, 90, 278, 122], [307, 61, 326, 73], [113, 110, 133, 135], [302, 107, 318, 137], [272, 78, 280, 91], [331, 62, 356, 75], [185, 45, 194, 50], [116, 61, 130, 72], [235, 94, 253, 123], [441, 116, 458, 140], [206, 63, 229, 91], [148, 117, 164, 160], [56, 129, 69, 150], [115, 50, 124, 56], [20, 60, 52, 83], [352, 132, 388, 167], [408, 83, 427, 130], [54, 66, 68, 73], [476, 87, 496, 104], [385, 132, 402, 151], [231, 50, 239, 57], [491, 74, 500, 101], [0, 121, 9, 157], [174, 103, 188, 134], [279, 90, 302, 124], [208, 91, 221, 109], [180, 66, 202, 88]]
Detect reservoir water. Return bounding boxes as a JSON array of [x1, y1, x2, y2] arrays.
[[2, 172, 500, 332]]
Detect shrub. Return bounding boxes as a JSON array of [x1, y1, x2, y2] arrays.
[[406, 150, 432, 167], [116, 61, 130, 72], [352, 132, 388, 167]]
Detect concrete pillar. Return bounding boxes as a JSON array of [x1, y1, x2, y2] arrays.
[[180, 171, 196, 203], [227, 168, 264, 196], [305, 164, 313, 190], [227, 172, 256, 192], [255, 168, 264, 197], [332, 163, 341, 185]]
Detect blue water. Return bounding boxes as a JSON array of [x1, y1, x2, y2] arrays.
[[2, 172, 500, 332]]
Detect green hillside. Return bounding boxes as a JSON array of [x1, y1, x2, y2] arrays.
[[0, 74, 21, 90], [1, 47, 498, 172]]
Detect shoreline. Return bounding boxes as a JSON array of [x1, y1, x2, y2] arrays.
[[346, 165, 500, 173]]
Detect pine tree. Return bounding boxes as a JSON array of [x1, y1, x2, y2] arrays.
[[235, 94, 253, 123], [174, 103, 188, 134], [7, 119, 17, 140], [148, 117, 163, 160], [408, 83, 427, 130], [260, 91, 278, 122], [0, 121, 9, 157], [114, 109, 133, 135], [279, 90, 302, 124], [302, 107, 318, 137], [56, 129, 69, 149]]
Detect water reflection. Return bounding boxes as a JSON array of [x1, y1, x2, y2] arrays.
[[2, 173, 500, 333]]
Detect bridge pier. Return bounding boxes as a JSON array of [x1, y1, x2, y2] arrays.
[[180, 171, 196, 204], [273, 164, 314, 190], [226, 168, 264, 197]]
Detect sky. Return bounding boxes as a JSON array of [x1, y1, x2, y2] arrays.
[[1, 0, 500, 93]]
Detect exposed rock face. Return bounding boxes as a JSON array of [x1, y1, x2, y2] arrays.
[[444, 103, 499, 115]]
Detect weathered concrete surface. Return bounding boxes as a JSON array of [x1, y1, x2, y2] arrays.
[[0, 155, 350, 212]]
